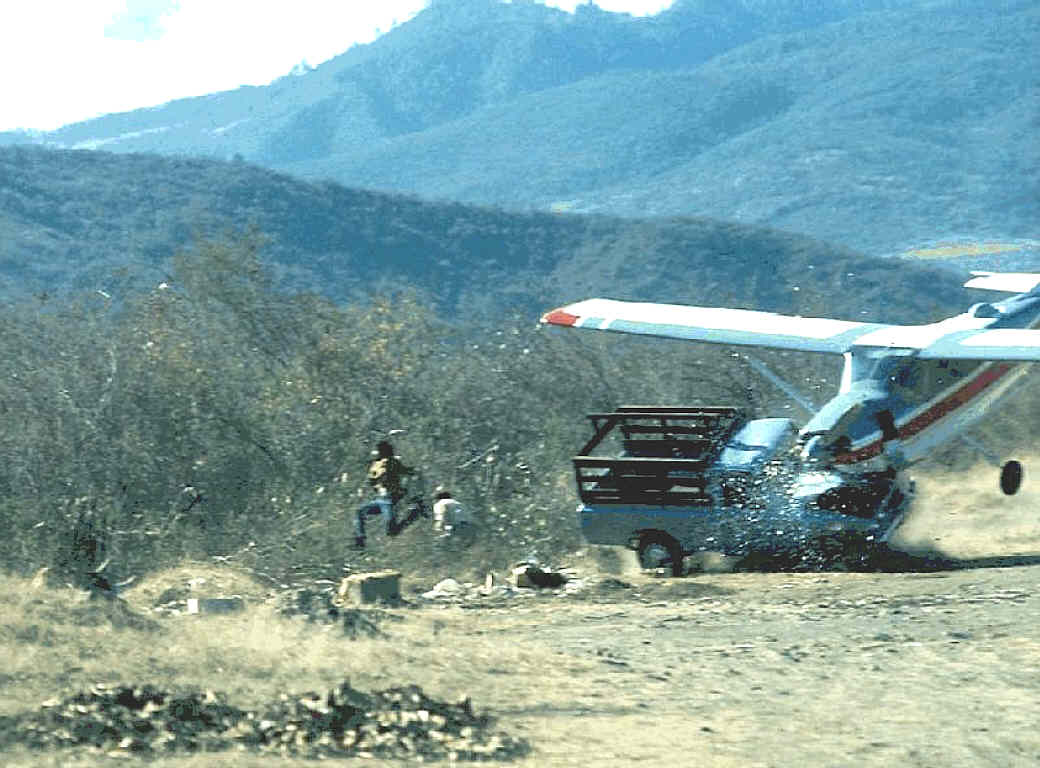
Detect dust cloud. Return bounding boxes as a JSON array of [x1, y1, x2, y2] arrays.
[[891, 456, 1040, 559]]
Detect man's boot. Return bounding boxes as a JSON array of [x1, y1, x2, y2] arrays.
[[353, 536, 366, 549]]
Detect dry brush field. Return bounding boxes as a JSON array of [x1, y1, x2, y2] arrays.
[[2, 462, 1040, 767]]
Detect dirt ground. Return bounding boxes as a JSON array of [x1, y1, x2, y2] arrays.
[[4, 462, 1040, 767], [493, 464, 1040, 767], [494, 567, 1040, 768]]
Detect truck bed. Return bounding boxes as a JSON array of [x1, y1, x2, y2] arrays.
[[573, 406, 745, 506]]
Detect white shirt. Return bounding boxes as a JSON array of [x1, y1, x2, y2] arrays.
[[433, 498, 471, 531]]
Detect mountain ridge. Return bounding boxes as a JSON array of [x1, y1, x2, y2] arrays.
[[4, 0, 1033, 254], [0, 145, 968, 325]]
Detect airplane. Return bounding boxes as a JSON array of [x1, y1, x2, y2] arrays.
[[540, 271, 1040, 570]]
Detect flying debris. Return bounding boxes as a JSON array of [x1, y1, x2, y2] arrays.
[[542, 271, 1040, 571]]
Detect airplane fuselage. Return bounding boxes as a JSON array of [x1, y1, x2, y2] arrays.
[[542, 275, 1040, 560], [802, 293, 1040, 472]]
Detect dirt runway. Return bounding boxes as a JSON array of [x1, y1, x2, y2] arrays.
[[3, 461, 1040, 767], [430, 461, 1040, 767]]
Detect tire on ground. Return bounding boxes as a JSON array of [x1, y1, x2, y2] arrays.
[[637, 532, 684, 577]]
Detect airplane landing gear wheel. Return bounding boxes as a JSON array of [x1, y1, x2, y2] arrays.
[[1000, 460, 1023, 496], [637, 533, 683, 577]]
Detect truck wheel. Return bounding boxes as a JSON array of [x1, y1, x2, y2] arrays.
[[637, 533, 683, 577]]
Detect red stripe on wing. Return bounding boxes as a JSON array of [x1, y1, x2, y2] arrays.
[[541, 309, 580, 326]]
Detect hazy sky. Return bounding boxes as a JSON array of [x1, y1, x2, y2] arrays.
[[1, 0, 675, 133]]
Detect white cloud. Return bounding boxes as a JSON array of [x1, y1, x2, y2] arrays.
[[105, 0, 179, 41], [2, 2, 126, 130], [0, 0, 674, 132], [0, 0, 429, 131]]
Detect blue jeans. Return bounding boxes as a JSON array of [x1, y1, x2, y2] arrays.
[[354, 496, 396, 540]]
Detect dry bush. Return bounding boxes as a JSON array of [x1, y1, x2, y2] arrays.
[[0, 234, 730, 586], [9, 231, 1017, 587]]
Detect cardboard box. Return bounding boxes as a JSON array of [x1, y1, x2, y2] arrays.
[[338, 570, 401, 605]]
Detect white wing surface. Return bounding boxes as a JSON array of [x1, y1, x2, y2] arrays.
[[963, 272, 1040, 294], [541, 298, 1040, 361], [540, 298, 883, 354], [917, 329, 1040, 361]]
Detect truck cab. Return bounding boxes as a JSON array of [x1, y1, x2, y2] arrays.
[[712, 417, 797, 506]]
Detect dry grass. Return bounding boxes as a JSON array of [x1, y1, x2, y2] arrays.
[[5, 463, 1040, 767], [0, 564, 598, 766], [5, 550, 1040, 767]]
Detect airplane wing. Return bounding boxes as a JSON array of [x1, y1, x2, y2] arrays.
[[540, 298, 885, 354], [916, 329, 1040, 361], [963, 272, 1040, 294], [541, 298, 1040, 361]]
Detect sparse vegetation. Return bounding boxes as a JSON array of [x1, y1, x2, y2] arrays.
[[0, 566, 556, 764], [0, 230, 1036, 588], [0, 233, 1038, 766], [0, 144, 979, 317], [0, 234, 724, 586]]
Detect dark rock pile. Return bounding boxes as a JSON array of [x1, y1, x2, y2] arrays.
[[0, 681, 530, 761], [273, 584, 337, 620], [0, 683, 245, 755], [273, 585, 402, 637]]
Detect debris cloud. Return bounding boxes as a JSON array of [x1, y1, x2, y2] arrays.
[[892, 458, 1040, 559]]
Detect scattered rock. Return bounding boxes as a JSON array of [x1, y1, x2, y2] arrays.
[[269, 582, 400, 637], [423, 578, 465, 599], [154, 586, 188, 606], [510, 562, 568, 589], [418, 565, 638, 604], [0, 681, 530, 761], [137, 566, 269, 616], [185, 596, 246, 614], [273, 584, 337, 620]]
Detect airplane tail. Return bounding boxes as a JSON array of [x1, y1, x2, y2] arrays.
[[963, 272, 1040, 295]]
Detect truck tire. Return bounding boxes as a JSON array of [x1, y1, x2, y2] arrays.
[[637, 532, 683, 577]]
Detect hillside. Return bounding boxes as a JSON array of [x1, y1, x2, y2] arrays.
[[2, 0, 1035, 255], [277, 0, 1037, 254], [0, 145, 968, 324], [2, 145, 1038, 640], [3, 1, 925, 158]]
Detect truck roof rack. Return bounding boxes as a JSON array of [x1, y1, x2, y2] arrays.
[[573, 406, 746, 506]]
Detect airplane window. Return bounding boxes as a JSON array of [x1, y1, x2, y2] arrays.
[[893, 364, 916, 388], [970, 302, 1000, 318], [891, 359, 983, 399]]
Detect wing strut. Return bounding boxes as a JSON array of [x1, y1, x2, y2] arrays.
[[742, 355, 817, 418]]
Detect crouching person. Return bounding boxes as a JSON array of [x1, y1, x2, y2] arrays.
[[432, 488, 475, 543]]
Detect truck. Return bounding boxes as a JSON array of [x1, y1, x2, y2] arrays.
[[573, 406, 914, 574]]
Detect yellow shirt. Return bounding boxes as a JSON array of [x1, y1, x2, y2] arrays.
[[367, 456, 412, 503]]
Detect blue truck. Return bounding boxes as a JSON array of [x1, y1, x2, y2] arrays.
[[573, 406, 914, 574]]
